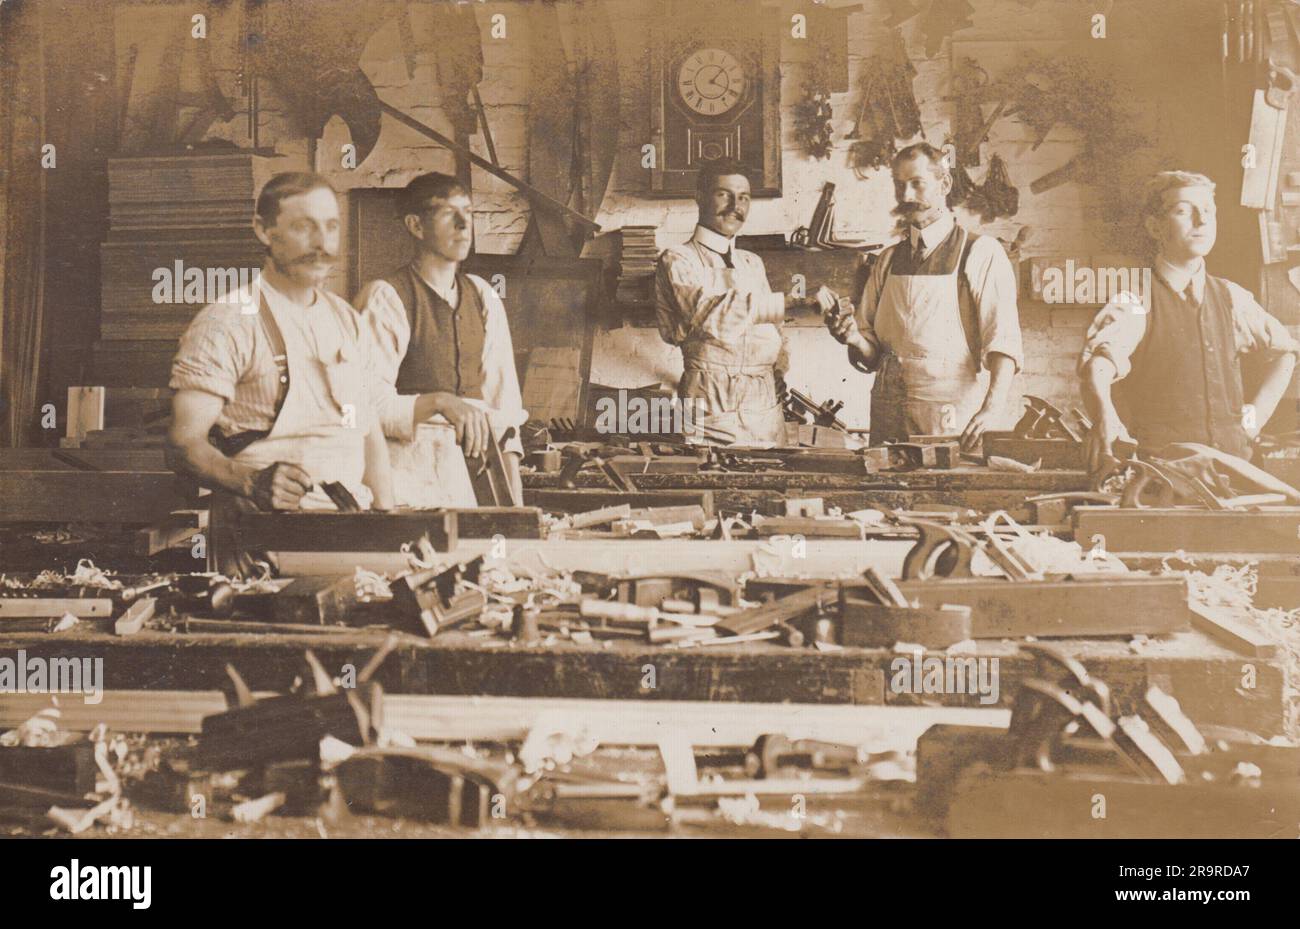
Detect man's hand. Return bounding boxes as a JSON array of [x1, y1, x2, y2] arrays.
[[1086, 412, 1136, 476], [248, 461, 313, 511], [811, 285, 838, 314], [438, 395, 492, 459], [960, 405, 1000, 454], [826, 306, 861, 345]]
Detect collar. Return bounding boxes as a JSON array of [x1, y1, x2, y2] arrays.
[[692, 224, 735, 257], [909, 211, 955, 256], [258, 266, 320, 309], [412, 263, 460, 305], [1155, 256, 1206, 303]]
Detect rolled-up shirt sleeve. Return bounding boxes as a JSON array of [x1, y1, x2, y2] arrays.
[[474, 276, 528, 457], [1225, 281, 1300, 362], [1077, 295, 1150, 381], [355, 279, 419, 442], [654, 247, 785, 346], [852, 247, 891, 372], [169, 308, 247, 401], [965, 236, 1024, 372]]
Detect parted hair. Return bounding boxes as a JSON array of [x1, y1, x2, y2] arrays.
[[397, 172, 471, 217], [892, 142, 950, 180], [254, 172, 337, 226], [695, 158, 752, 199], [1141, 170, 1216, 218]]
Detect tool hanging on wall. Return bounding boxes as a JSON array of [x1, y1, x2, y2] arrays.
[[965, 154, 1020, 222], [951, 58, 990, 167], [848, 28, 922, 175]]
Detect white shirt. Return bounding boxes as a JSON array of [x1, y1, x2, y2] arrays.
[[1079, 256, 1300, 380], [857, 211, 1024, 372], [354, 269, 527, 454], [654, 224, 786, 348]]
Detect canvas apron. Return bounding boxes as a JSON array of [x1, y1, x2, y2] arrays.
[[678, 265, 786, 448], [871, 228, 983, 443], [231, 290, 373, 511], [388, 404, 520, 509]]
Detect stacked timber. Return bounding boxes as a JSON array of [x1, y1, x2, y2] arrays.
[[615, 225, 658, 308], [100, 152, 296, 342]]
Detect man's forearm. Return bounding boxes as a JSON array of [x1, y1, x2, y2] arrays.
[[166, 438, 255, 498], [1081, 356, 1120, 424], [846, 334, 878, 372], [1247, 354, 1297, 432], [981, 353, 1016, 411], [412, 391, 457, 427]]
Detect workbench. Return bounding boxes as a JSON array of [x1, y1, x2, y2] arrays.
[[0, 622, 1283, 736], [524, 467, 1088, 521]]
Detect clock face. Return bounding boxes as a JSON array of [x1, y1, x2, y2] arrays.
[[677, 48, 746, 117]]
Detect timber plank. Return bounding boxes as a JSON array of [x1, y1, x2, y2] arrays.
[[1073, 506, 1300, 555], [525, 488, 715, 516], [0, 471, 189, 523], [0, 628, 1284, 734], [235, 511, 459, 552]]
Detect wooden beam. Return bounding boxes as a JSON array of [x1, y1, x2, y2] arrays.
[[0, 471, 189, 523], [379, 101, 600, 232], [379, 696, 1010, 751], [0, 690, 1007, 747], [65, 386, 105, 442], [273, 538, 913, 578], [1073, 506, 1300, 555], [1188, 602, 1277, 658], [981, 435, 1085, 470], [0, 449, 168, 471], [452, 507, 545, 539], [133, 509, 207, 556], [745, 575, 1192, 639], [235, 510, 459, 552], [525, 488, 715, 516]]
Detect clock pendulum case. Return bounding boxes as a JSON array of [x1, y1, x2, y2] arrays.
[[648, 0, 782, 197]]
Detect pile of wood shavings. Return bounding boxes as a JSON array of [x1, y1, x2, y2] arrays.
[[1171, 561, 1300, 738]]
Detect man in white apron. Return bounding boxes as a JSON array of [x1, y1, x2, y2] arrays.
[[656, 158, 839, 447], [827, 143, 1023, 451], [167, 172, 393, 516], [355, 173, 527, 509]]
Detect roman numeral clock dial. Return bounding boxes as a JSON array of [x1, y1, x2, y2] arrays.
[[677, 48, 746, 116]]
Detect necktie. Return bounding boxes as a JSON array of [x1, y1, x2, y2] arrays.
[[1183, 283, 1196, 304], [721, 248, 734, 269]]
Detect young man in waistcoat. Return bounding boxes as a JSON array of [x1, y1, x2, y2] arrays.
[[1079, 170, 1298, 473], [355, 173, 526, 508]]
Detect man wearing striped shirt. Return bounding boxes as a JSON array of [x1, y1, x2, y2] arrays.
[[166, 172, 393, 513]]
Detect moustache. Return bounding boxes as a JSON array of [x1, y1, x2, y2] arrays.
[[294, 252, 337, 265]]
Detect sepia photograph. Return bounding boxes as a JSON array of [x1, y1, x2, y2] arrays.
[[0, 0, 1297, 897]]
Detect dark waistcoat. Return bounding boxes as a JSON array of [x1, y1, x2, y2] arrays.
[[381, 266, 486, 399], [1114, 273, 1250, 459]]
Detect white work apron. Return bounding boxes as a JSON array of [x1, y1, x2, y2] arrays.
[[387, 402, 519, 509], [679, 266, 786, 448], [873, 228, 984, 437], [232, 290, 373, 511]]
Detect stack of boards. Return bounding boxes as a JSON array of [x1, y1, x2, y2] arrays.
[[615, 225, 658, 309], [100, 153, 300, 341]]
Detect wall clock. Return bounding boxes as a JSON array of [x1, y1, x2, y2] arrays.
[[649, 1, 781, 197]]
